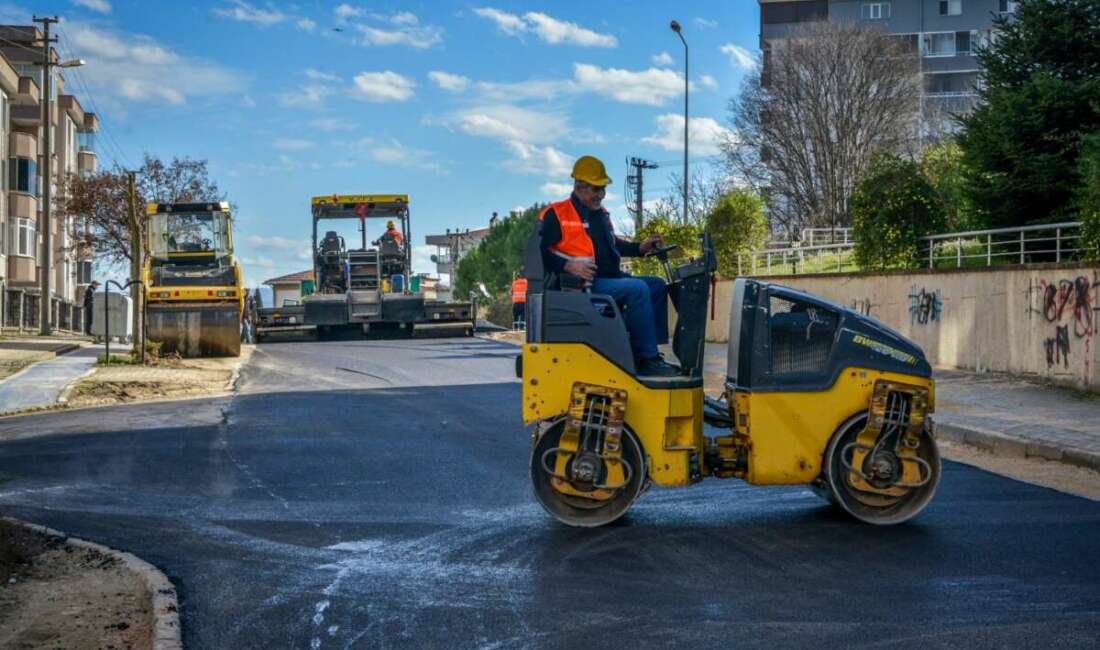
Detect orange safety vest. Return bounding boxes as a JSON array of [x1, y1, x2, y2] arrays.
[[511, 278, 528, 303], [539, 199, 596, 261], [385, 228, 404, 245]]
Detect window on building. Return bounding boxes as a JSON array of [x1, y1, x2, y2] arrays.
[[10, 218, 36, 257], [78, 260, 93, 285], [925, 72, 977, 95], [923, 32, 956, 57], [956, 31, 972, 54], [999, 0, 1018, 13], [8, 157, 38, 195], [861, 2, 891, 20], [761, 0, 828, 25], [939, 0, 962, 16]]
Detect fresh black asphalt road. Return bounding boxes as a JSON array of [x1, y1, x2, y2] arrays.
[[1, 336, 1098, 649]]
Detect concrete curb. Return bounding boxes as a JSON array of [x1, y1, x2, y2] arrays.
[[936, 421, 1100, 473], [2, 517, 182, 650]]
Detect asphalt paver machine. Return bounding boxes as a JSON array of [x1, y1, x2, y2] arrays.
[[303, 194, 473, 333], [519, 234, 941, 527], [144, 201, 244, 357]]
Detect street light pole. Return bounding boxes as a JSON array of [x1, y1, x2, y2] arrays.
[[670, 20, 688, 225], [32, 16, 84, 336]]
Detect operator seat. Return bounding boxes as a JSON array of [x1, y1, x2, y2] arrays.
[[520, 222, 704, 389]]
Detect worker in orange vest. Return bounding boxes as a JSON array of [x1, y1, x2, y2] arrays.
[[510, 267, 528, 330], [383, 220, 404, 246], [538, 155, 676, 377]]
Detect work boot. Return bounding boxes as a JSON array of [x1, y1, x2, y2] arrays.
[[637, 355, 681, 377]]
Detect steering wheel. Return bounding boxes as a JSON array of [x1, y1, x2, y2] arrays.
[[645, 244, 680, 260]]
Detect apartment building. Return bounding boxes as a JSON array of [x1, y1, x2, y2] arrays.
[[0, 25, 99, 331], [759, 0, 1018, 119]]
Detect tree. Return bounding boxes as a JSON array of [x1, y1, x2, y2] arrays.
[[723, 20, 921, 237], [958, 0, 1100, 228], [704, 189, 769, 277], [920, 140, 976, 231], [61, 154, 227, 267], [852, 155, 946, 270], [631, 217, 701, 277], [1077, 132, 1100, 260], [453, 206, 540, 299]]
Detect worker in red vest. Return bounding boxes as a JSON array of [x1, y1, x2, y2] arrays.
[[538, 156, 677, 377], [510, 267, 528, 330]]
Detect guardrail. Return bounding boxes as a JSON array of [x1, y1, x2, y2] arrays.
[[735, 222, 1089, 276]]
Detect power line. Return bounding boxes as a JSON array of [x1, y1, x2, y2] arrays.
[[55, 24, 134, 170]]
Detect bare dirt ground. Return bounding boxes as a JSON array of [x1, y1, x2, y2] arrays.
[[0, 520, 153, 650], [62, 346, 253, 409]]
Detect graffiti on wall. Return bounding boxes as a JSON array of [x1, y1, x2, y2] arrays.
[[1034, 274, 1096, 381], [850, 298, 874, 317], [908, 287, 942, 325]]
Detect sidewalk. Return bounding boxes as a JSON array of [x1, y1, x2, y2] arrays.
[[0, 342, 118, 414], [702, 343, 1100, 473]]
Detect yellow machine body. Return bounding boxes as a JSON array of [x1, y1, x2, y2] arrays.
[[143, 201, 245, 357], [522, 343, 934, 488]]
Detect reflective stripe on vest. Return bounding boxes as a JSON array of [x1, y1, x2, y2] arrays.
[[539, 198, 595, 261], [511, 278, 527, 303]]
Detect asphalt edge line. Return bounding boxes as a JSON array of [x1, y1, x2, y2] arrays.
[[0, 390, 234, 422], [1, 516, 183, 650], [936, 421, 1100, 473]]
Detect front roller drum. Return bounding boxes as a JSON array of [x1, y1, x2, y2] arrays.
[[531, 420, 646, 528], [822, 413, 941, 525], [147, 302, 242, 358]]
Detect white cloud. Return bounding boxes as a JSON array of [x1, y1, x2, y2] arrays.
[[334, 3, 364, 22], [273, 138, 315, 151], [212, 1, 285, 25], [474, 78, 571, 102], [505, 141, 573, 177], [453, 105, 568, 144], [351, 71, 415, 102], [66, 23, 241, 106], [651, 51, 674, 66], [473, 7, 527, 36], [297, 18, 317, 32], [367, 139, 445, 173], [473, 8, 616, 47], [541, 182, 573, 196], [279, 83, 335, 107], [71, 0, 111, 13], [243, 235, 312, 261], [305, 68, 340, 82], [641, 114, 733, 156], [573, 63, 685, 106], [698, 74, 718, 91], [428, 71, 470, 92], [720, 43, 757, 71], [357, 23, 442, 49], [241, 94, 257, 108], [695, 17, 718, 29], [310, 117, 356, 132], [389, 11, 418, 26], [522, 12, 617, 47]]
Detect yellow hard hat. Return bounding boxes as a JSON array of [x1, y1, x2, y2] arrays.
[[571, 155, 612, 187], [386, 220, 396, 228]]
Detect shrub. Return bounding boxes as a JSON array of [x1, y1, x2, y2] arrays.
[[704, 189, 769, 277], [1077, 132, 1100, 260], [852, 155, 947, 270], [631, 216, 701, 277]]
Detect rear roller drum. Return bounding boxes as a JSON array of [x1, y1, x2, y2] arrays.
[[530, 420, 645, 528], [823, 413, 941, 525]]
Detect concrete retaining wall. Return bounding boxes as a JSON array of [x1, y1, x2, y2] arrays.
[[704, 263, 1100, 391]]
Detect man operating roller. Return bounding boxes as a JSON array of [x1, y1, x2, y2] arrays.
[[539, 155, 679, 377]]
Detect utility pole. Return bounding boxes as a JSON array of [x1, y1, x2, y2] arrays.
[[34, 16, 59, 335], [626, 157, 658, 234], [127, 171, 143, 355], [670, 20, 689, 225]]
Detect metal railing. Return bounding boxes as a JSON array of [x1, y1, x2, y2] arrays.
[[736, 222, 1089, 276], [924, 222, 1084, 268]]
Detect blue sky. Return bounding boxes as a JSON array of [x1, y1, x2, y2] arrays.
[[13, 0, 760, 286]]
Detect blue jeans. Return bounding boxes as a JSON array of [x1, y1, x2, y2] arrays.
[[591, 275, 669, 359]]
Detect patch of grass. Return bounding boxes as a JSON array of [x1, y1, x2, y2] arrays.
[[96, 354, 138, 366]]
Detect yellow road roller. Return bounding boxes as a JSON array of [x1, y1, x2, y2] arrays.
[[519, 235, 940, 526], [144, 201, 244, 357]]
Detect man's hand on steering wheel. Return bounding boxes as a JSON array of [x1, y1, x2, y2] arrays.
[[639, 233, 664, 255]]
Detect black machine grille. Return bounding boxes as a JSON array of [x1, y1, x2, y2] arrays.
[[769, 295, 838, 377]]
